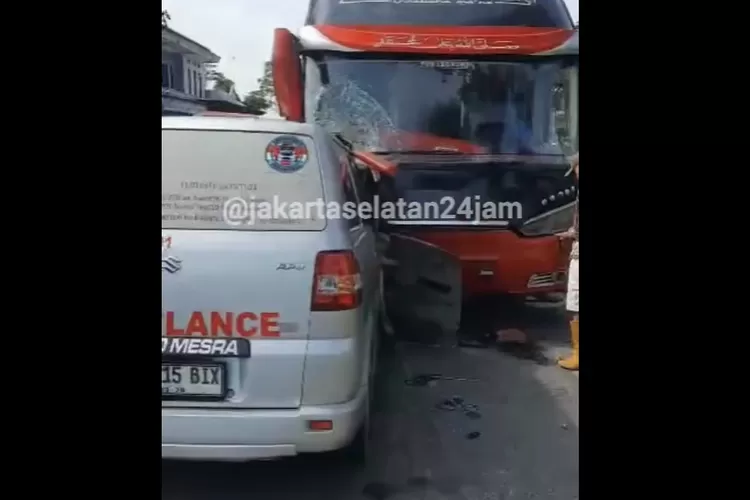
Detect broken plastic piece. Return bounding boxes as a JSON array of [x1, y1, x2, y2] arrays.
[[436, 397, 463, 411], [464, 410, 482, 420]]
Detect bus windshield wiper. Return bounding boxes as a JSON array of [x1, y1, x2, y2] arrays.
[[331, 133, 354, 151], [372, 150, 466, 155]]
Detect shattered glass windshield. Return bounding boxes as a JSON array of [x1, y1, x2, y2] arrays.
[[305, 55, 578, 156]]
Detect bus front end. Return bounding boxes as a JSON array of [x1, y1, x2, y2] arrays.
[[272, 0, 579, 298]]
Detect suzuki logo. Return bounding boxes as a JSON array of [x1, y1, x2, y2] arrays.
[[277, 263, 305, 271], [162, 256, 182, 274]]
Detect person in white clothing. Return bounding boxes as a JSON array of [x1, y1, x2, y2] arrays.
[[556, 153, 579, 371]]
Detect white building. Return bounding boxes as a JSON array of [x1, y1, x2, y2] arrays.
[[162, 27, 220, 116]]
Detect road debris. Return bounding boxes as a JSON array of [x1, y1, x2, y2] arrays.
[[405, 374, 479, 387], [405, 374, 440, 387], [436, 396, 482, 419], [464, 409, 481, 420], [436, 396, 463, 410]]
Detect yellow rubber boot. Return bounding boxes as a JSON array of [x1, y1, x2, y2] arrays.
[[557, 319, 579, 371]]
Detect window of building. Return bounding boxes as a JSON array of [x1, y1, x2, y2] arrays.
[[187, 69, 193, 95], [162, 63, 172, 88]]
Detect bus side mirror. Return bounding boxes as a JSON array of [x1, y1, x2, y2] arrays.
[[272, 28, 303, 122]]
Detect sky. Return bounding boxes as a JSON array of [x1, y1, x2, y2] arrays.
[[162, 0, 579, 97]]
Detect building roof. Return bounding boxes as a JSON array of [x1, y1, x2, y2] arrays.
[[205, 88, 243, 106], [162, 26, 220, 64]]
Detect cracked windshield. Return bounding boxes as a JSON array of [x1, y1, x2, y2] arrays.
[[162, 1, 579, 499], [309, 57, 578, 154]]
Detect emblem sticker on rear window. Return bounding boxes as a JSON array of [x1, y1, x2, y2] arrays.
[[265, 135, 309, 173]]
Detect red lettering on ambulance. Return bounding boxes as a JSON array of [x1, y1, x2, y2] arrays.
[[165, 312, 184, 336], [185, 312, 209, 336], [164, 311, 282, 338], [236, 312, 258, 337], [261, 312, 280, 337], [211, 312, 233, 337]]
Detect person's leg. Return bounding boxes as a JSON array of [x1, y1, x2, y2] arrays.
[[558, 312, 579, 370], [558, 258, 579, 371]]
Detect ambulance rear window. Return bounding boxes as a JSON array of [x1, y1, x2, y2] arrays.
[[162, 129, 326, 231]]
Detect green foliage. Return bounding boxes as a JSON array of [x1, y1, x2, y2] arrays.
[[243, 61, 275, 115], [207, 69, 235, 93]]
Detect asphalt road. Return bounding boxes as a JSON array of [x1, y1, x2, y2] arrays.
[[162, 300, 579, 500]]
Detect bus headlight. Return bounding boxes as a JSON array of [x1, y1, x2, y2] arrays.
[[520, 202, 576, 237]]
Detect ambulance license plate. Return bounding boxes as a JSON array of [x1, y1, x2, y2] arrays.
[[161, 362, 226, 399]]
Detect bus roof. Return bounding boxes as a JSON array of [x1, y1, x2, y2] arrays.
[[306, 0, 574, 29], [298, 0, 577, 56]]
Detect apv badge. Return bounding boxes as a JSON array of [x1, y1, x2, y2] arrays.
[[162, 256, 182, 274]]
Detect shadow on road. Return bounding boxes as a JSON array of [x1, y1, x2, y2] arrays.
[[162, 301, 578, 500], [162, 456, 360, 500]]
